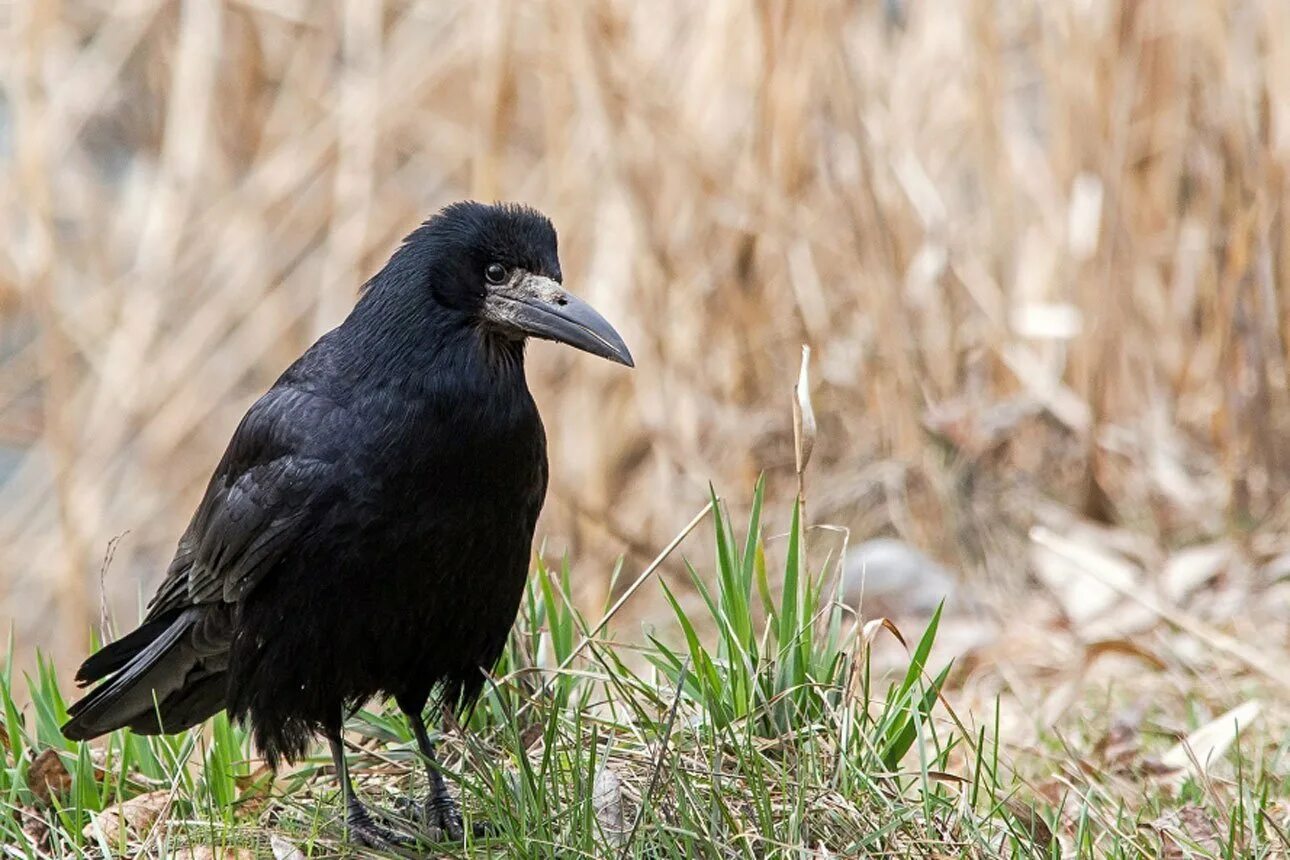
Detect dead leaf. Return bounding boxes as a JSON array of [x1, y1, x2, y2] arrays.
[[1033, 777, 1065, 807], [231, 762, 276, 818], [1148, 805, 1222, 858], [1002, 799, 1054, 854], [1030, 526, 1140, 624], [1082, 603, 1160, 641], [1139, 757, 1180, 778], [234, 761, 274, 795], [519, 722, 544, 750], [1161, 701, 1261, 784], [27, 748, 72, 804], [171, 847, 254, 860], [17, 805, 50, 850], [82, 789, 170, 843], [88, 746, 110, 781], [592, 766, 626, 847], [270, 834, 306, 860], [1092, 706, 1144, 773], [1162, 542, 1234, 604], [925, 770, 969, 785], [861, 616, 908, 650], [1268, 798, 1290, 830], [792, 345, 816, 476]]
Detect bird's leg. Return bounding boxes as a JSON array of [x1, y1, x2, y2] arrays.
[[327, 730, 413, 849], [404, 710, 467, 840]]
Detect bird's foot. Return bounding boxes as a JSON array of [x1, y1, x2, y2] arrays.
[[346, 800, 415, 851], [394, 792, 489, 841], [425, 792, 465, 841]]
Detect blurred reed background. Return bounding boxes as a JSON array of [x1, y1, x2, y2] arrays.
[[1, 0, 1289, 681]]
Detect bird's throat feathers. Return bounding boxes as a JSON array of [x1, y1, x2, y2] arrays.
[[340, 273, 530, 395]]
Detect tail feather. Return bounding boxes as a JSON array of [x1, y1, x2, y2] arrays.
[[74, 613, 182, 687], [125, 671, 227, 735], [63, 608, 214, 741]]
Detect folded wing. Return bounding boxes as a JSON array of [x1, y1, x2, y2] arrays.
[[63, 385, 345, 740]]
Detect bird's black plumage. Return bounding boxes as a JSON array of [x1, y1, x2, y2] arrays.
[[62, 202, 632, 844]]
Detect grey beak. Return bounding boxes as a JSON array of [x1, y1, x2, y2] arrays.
[[490, 275, 634, 367]]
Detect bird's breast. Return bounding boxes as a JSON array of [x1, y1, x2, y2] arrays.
[[351, 378, 547, 528]]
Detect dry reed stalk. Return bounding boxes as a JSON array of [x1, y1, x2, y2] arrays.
[[0, 1, 1283, 692]]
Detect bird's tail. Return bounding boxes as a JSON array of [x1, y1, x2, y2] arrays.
[[72, 614, 180, 687], [62, 608, 227, 741]]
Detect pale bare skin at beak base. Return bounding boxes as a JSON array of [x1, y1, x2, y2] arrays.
[[484, 273, 634, 367]]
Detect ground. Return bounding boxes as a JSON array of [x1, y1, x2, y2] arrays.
[[2, 483, 1287, 858]]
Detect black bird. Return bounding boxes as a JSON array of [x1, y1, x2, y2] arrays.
[[61, 202, 632, 847]]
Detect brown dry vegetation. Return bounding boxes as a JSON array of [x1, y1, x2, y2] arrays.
[[1, 0, 1289, 819]]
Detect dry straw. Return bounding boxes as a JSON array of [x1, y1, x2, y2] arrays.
[[0, 1, 1288, 677]]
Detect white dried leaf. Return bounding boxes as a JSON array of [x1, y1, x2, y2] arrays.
[[171, 848, 254, 860], [1161, 542, 1233, 604], [592, 765, 626, 847], [1161, 701, 1261, 783], [1030, 526, 1140, 623], [792, 345, 816, 475], [270, 835, 306, 860]]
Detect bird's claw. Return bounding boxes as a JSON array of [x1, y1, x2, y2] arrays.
[[426, 793, 465, 841], [394, 792, 488, 841], [347, 802, 415, 850]]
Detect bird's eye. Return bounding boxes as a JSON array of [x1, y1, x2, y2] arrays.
[[485, 263, 508, 285]]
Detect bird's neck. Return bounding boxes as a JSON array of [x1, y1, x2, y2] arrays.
[[338, 288, 531, 399]]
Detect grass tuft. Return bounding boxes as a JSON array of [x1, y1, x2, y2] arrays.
[[1, 485, 1284, 857]]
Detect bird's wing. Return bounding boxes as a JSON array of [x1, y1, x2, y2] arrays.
[[146, 385, 347, 619]]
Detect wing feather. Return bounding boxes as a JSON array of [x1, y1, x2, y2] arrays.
[[145, 386, 347, 620]]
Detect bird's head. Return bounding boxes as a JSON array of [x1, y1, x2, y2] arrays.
[[393, 201, 633, 367]]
